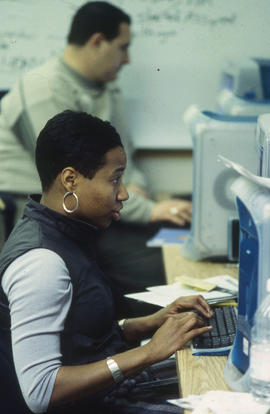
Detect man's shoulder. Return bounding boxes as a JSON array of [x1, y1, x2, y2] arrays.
[[28, 57, 60, 74], [23, 57, 63, 84], [22, 57, 75, 101]]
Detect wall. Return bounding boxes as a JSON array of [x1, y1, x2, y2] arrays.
[[136, 149, 193, 195]]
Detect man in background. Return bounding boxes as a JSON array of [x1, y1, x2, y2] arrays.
[[0, 1, 191, 312]]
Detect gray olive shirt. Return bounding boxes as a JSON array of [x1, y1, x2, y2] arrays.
[[0, 57, 155, 222]]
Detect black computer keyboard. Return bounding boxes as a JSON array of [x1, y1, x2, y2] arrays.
[[191, 305, 237, 355]]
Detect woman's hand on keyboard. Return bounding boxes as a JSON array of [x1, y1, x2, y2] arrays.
[[150, 295, 213, 330], [124, 295, 213, 344], [144, 311, 212, 362], [167, 295, 213, 318]]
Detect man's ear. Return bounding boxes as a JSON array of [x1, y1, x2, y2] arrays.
[[88, 32, 106, 48], [61, 167, 79, 192]]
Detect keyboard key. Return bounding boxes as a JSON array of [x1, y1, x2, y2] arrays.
[[192, 306, 237, 351], [221, 336, 231, 346], [212, 337, 221, 347], [215, 308, 227, 336]]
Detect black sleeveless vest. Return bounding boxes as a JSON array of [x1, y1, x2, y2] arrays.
[[0, 196, 128, 365]]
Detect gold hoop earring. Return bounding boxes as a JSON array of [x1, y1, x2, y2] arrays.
[[62, 192, 79, 214]]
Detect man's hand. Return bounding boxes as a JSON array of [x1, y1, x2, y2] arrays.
[[150, 199, 192, 226]]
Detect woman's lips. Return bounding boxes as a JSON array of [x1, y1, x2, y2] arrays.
[[112, 210, 121, 221]]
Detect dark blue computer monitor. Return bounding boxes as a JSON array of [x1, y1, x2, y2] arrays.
[[227, 176, 270, 381], [256, 113, 270, 178]]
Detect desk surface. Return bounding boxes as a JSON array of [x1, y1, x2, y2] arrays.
[[162, 245, 238, 285], [162, 245, 238, 410]]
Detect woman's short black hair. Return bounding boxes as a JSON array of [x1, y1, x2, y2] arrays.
[[35, 110, 123, 192], [67, 1, 131, 45]]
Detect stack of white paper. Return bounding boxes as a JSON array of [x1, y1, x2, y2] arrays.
[[125, 275, 238, 307]]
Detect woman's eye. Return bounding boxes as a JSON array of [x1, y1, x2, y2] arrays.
[[113, 178, 119, 184]]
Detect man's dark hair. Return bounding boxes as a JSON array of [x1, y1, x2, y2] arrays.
[[35, 110, 123, 192], [67, 1, 131, 45]]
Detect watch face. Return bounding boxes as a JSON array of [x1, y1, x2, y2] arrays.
[[118, 319, 126, 330]]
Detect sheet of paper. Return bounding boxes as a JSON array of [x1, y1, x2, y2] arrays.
[[125, 275, 238, 307], [148, 283, 234, 301], [148, 275, 238, 295], [191, 390, 269, 414], [218, 154, 270, 189], [168, 391, 269, 413], [125, 291, 171, 307], [176, 275, 217, 291], [167, 394, 202, 410], [172, 274, 238, 292], [202, 274, 238, 292]]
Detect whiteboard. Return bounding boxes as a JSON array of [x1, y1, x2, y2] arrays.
[[1, 0, 270, 149]]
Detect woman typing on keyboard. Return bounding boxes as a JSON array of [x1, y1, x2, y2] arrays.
[[0, 111, 212, 414]]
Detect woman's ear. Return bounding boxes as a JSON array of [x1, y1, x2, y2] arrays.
[[61, 167, 79, 192]]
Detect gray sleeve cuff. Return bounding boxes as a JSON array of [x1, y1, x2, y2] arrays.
[[120, 192, 156, 223], [125, 167, 148, 189]]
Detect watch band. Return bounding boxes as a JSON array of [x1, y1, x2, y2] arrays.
[[106, 357, 124, 383]]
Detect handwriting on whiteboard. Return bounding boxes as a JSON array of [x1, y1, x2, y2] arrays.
[[0, 0, 238, 86]]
